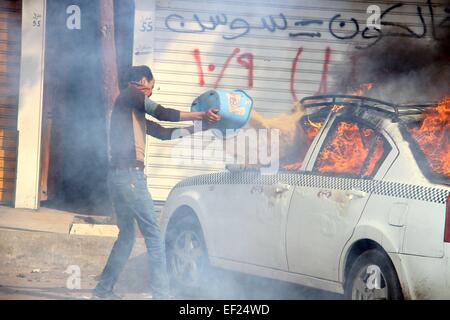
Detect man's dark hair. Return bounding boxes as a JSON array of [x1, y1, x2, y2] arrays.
[[129, 65, 153, 82]]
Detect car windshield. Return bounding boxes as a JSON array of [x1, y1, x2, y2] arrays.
[[402, 97, 449, 185]]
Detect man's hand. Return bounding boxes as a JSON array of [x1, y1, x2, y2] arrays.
[[179, 108, 221, 122], [204, 108, 221, 124]]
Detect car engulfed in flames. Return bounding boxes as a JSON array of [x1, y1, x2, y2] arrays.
[[161, 93, 450, 300], [295, 95, 449, 185], [408, 97, 450, 181]]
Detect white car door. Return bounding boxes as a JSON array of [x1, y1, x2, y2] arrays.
[[205, 170, 293, 271], [285, 114, 398, 281]]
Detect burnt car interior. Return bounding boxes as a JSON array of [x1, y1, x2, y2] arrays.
[[399, 99, 449, 185], [312, 117, 391, 179]]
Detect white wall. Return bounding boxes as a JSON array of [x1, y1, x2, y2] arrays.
[[14, 0, 47, 209]]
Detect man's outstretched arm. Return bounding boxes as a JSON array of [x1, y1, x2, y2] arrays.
[[146, 120, 195, 141], [179, 109, 220, 124], [145, 97, 220, 124]]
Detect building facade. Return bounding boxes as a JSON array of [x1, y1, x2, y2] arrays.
[[1, 0, 447, 210]]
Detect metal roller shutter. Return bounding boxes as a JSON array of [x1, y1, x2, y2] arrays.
[[140, 0, 446, 201], [0, 0, 20, 205]]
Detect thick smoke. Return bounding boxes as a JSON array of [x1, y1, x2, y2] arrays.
[[333, 28, 450, 104], [41, 0, 134, 215]]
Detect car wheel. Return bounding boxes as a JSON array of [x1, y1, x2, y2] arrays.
[[344, 249, 403, 300], [166, 215, 210, 295]]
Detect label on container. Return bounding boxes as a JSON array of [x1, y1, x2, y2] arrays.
[[228, 93, 246, 116]]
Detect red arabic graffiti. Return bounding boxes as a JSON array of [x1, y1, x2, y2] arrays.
[[316, 47, 332, 95], [193, 48, 254, 89], [194, 46, 333, 102], [236, 53, 254, 89], [290, 46, 332, 101], [214, 48, 241, 88], [193, 48, 205, 86], [290, 47, 303, 101]]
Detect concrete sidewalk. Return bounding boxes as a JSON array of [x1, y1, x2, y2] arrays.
[[0, 206, 79, 234], [0, 206, 152, 300], [0, 203, 163, 237], [0, 205, 119, 236]]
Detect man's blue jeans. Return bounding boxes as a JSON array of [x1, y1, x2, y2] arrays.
[[94, 169, 170, 298]]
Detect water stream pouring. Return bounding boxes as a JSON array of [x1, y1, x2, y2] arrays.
[[191, 89, 254, 138]]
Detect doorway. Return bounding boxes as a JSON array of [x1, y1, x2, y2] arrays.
[[40, 0, 135, 215], [40, 0, 110, 215]]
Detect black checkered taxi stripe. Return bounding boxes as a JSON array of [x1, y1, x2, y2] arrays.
[[174, 171, 450, 204]]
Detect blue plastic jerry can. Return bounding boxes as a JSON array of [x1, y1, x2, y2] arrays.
[[191, 89, 254, 136]]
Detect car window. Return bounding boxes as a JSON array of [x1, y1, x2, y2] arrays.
[[312, 118, 391, 178], [403, 98, 449, 185], [281, 115, 327, 171]]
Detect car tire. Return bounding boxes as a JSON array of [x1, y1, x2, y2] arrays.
[[344, 249, 403, 300], [165, 215, 211, 296]]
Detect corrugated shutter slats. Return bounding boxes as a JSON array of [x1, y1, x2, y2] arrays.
[[145, 0, 447, 201], [0, 0, 21, 204]]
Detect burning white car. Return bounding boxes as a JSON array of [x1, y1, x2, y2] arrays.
[[161, 95, 450, 300]]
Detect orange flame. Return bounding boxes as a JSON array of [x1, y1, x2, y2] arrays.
[[307, 119, 322, 129], [315, 122, 385, 176], [351, 83, 374, 96], [304, 119, 323, 143], [409, 97, 450, 177], [331, 105, 345, 113]]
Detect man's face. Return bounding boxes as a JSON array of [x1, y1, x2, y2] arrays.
[[139, 77, 155, 97]]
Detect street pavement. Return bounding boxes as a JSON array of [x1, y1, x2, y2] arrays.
[[0, 206, 341, 300]]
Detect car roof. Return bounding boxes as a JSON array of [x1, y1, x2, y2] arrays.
[[300, 94, 440, 136], [301, 94, 437, 119]]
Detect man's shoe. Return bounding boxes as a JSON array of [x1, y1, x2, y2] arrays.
[[91, 291, 122, 300]]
